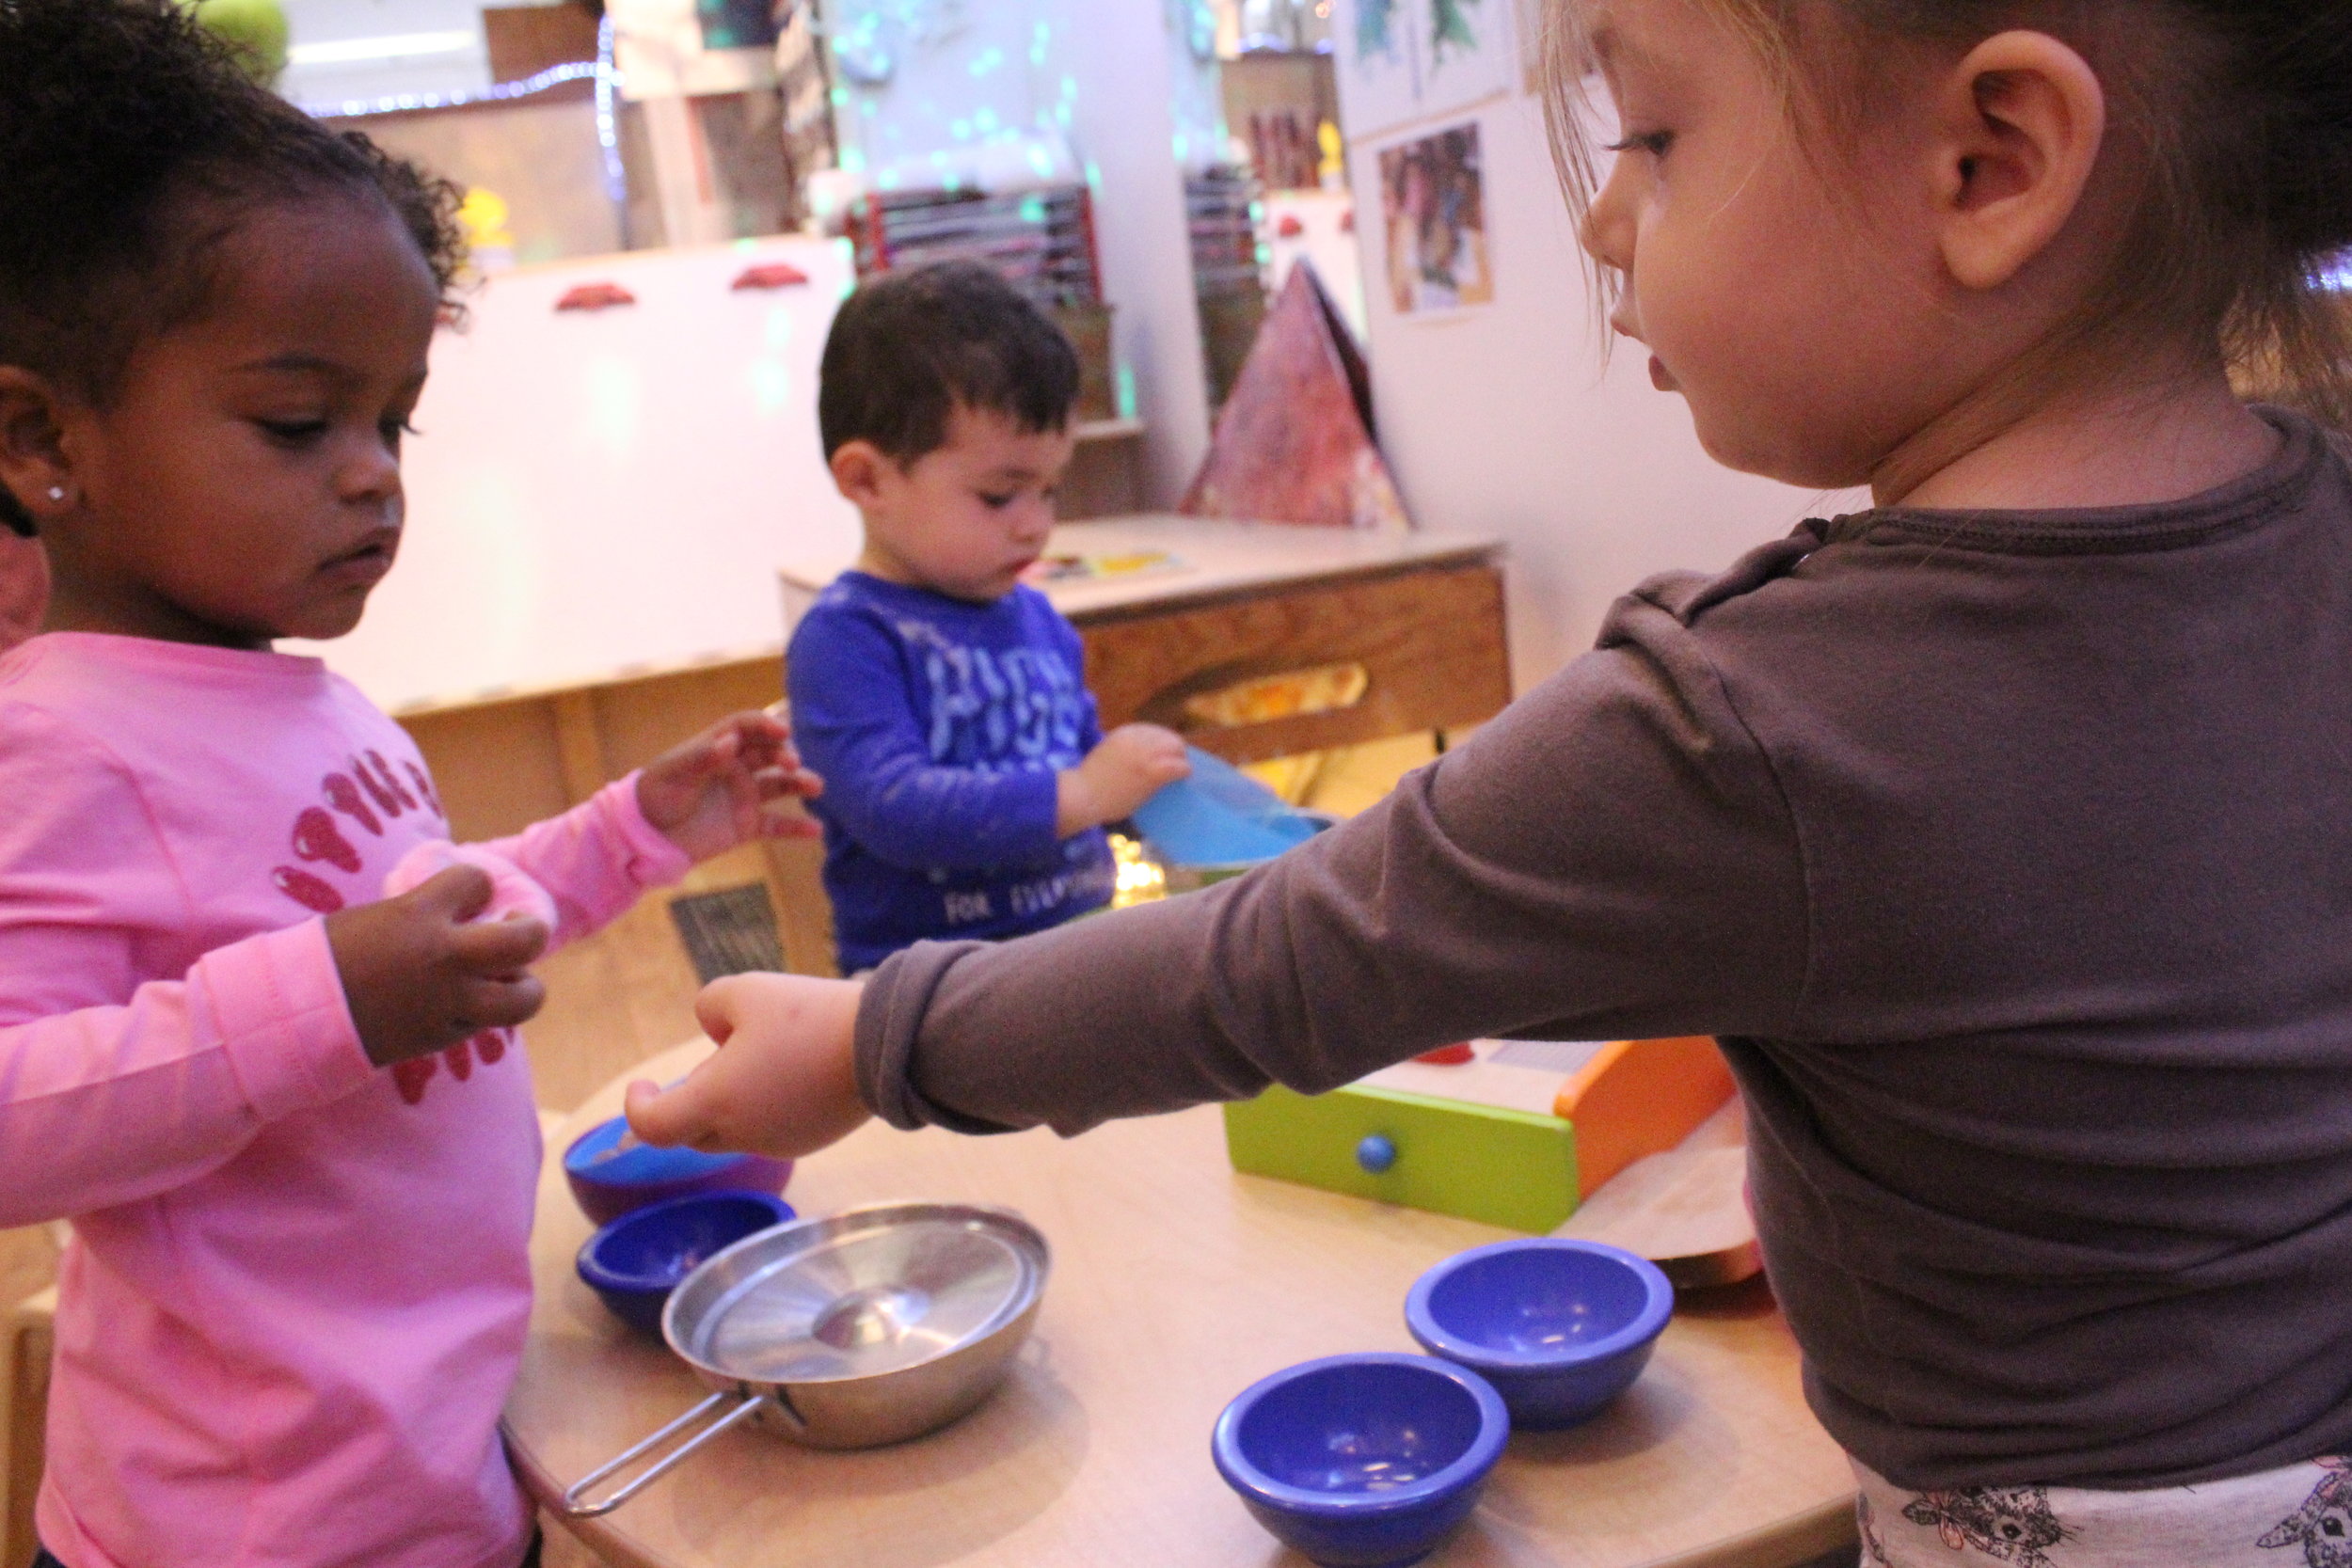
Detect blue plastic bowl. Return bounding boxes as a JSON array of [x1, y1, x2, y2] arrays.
[[563, 1114, 793, 1226], [576, 1190, 796, 1334], [1212, 1353, 1508, 1568], [1405, 1239, 1673, 1430]]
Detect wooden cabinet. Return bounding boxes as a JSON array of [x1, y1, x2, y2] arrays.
[[400, 518, 1510, 1105]]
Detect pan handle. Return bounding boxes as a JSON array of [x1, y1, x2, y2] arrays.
[[559, 1391, 767, 1518]]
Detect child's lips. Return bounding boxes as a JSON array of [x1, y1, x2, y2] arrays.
[[322, 536, 398, 586]]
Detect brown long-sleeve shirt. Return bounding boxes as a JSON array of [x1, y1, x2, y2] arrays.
[[854, 407, 2352, 1490]]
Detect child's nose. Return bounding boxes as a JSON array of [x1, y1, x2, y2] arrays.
[[340, 444, 402, 504], [1581, 165, 1637, 274]]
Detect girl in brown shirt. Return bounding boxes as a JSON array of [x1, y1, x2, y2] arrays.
[[632, 0, 2352, 1557]]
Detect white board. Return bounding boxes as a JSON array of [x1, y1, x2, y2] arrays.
[[293, 236, 863, 712]]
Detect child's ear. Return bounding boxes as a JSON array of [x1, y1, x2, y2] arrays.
[[1926, 29, 2106, 293], [827, 439, 896, 511], [0, 368, 76, 535]]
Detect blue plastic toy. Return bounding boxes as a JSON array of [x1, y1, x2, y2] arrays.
[[1211, 1352, 1509, 1567], [576, 1190, 796, 1335], [563, 1114, 793, 1226], [1131, 746, 1327, 869], [1404, 1238, 1673, 1429]]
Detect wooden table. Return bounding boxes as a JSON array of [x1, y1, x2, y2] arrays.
[[508, 1042, 1858, 1568], [782, 515, 1513, 765]]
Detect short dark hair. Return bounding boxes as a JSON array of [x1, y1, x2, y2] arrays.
[[818, 262, 1082, 464], [0, 0, 468, 536]]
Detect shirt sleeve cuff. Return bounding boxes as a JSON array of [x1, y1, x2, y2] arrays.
[[855, 941, 1021, 1134], [596, 772, 694, 890], [199, 919, 375, 1121]]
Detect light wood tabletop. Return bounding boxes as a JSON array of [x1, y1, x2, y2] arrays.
[[508, 1041, 1858, 1568], [777, 515, 1504, 630]]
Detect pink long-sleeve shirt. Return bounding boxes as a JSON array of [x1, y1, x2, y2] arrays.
[[0, 632, 691, 1568]]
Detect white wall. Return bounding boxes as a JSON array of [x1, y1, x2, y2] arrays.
[[1347, 92, 1863, 689], [1046, 0, 1216, 503]]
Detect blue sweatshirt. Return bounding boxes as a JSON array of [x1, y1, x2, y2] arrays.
[[786, 571, 1114, 972]]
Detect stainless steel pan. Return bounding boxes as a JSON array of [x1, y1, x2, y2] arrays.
[[561, 1201, 1050, 1518]]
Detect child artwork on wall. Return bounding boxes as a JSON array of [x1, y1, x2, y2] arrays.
[[1330, 0, 1517, 139], [1179, 262, 1411, 531], [1378, 121, 1493, 316]]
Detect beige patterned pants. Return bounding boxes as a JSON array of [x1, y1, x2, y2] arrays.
[[1853, 1456, 2351, 1567]]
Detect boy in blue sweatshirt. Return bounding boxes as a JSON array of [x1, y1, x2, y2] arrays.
[[787, 262, 1190, 973]]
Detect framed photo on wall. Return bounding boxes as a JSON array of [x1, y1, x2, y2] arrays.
[[1375, 119, 1495, 316]]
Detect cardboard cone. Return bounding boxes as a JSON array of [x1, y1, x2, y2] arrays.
[[1180, 262, 1411, 531]]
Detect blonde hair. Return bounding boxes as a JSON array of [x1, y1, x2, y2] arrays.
[[1539, 0, 2352, 431]]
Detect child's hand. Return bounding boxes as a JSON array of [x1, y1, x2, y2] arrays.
[[636, 710, 825, 863], [1056, 722, 1190, 836], [326, 865, 550, 1068], [624, 974, 870, 1158]]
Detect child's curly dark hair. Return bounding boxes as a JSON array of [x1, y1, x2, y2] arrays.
[[0, 0, 469, 536]]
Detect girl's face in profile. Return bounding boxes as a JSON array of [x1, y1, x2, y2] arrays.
[[1577, 0, 1963, 491]]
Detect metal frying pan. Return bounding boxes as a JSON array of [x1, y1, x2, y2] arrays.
[[562, 1202, 1051, 1518]]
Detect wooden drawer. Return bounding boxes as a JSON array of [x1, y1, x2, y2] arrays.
[[1074, 561, 1510, 765]]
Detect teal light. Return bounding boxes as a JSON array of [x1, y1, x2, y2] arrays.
[[584, 356, 641, 454], [838, 146, 867, 172], [1029, 20, 1050, 65], [765, 307, 794, 350], [750, 360, 791, 418], [1019, 196, 1046, 224], [975, 105, 999, 133], [967, 45, 1004, 76], [1116, 364, 1137, 420]]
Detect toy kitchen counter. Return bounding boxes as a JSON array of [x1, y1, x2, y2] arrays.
[[508, 1039, 1859, 1568], [781, 515, 1514, 766]]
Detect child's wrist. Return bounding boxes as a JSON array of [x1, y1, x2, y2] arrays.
[[1054, 766, 1100, 837]]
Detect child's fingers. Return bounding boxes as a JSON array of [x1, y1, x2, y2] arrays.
[[625, 1074, 708, 1149], [694, 976, 748, 1045], [458, 971, 546, 1031], [451, 911, 550, 973], [752, 764, 824, 800], [409, 863, 497, 924]]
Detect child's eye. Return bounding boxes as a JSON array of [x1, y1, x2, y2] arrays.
[[380, 417, 422, 447], [254, 418, 329, 445], [1603, 130, 1674, 158], [978, 493, 1016, 510]]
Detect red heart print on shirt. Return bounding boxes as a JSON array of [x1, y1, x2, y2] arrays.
[[352, 753, 407, 818], [271, 865, 345, 912], [368, 751, 419, 811], [323, 772, 381, 835], [292, 807, 361, 874], [392, 1054, 437, 1105], [404, 761, 445, 819], [474, 1029, 508, 1065]]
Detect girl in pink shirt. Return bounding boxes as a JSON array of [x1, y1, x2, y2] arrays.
[[0, 4, 820, 1565]]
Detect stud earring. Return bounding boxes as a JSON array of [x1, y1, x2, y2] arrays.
[[45, 487, 64, 502]]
